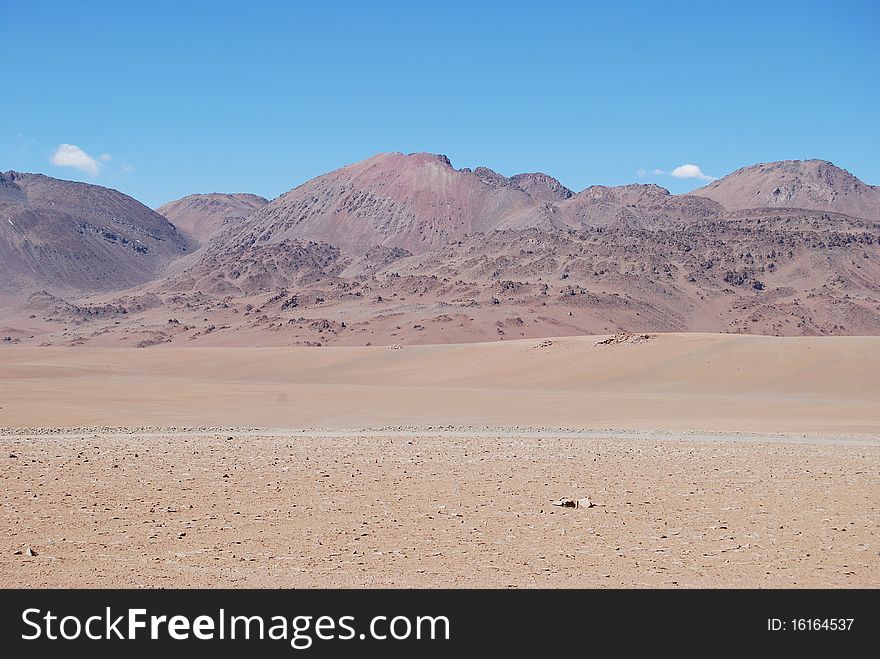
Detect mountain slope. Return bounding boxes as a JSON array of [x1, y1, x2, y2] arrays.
[[560, 183, 724, 227], [8, 205, 875, 348], [217, 152, 550, 256], [157, 193, 268, 245], [689, 159, 880, 219], [0, 171, 190, 302]]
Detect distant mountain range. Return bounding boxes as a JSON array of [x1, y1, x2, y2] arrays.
[[1, 154, 877, 345]]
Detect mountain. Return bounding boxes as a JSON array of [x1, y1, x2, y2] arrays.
[[0, 171, 190, 303], [157, 193, 268, 245], [689, 159, 880, 219], [560, 183, 724, 228], [509, 172, 573, 203], [218, 152, 552, 256], [198, 153, 727, 265], [184, 154, 744, 271]]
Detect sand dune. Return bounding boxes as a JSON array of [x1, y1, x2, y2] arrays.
[[2, 333, 878, 433]]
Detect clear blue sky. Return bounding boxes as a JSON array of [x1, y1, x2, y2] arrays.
[[3, 0, 878, 207]]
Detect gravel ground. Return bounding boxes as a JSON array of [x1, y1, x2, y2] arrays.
[[3, 428, 878, 588]]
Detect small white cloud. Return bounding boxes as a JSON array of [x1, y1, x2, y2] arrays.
[[121, 162, 135, 173], [670, 164, 715, 181], [99, 153, 112, 162], [653, 168, 665, 175], [636, 168, 648, 178], [49, 144, 103, 177]]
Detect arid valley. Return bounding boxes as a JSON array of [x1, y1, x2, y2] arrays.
[[2, 153, 879, 588], [5, 9, 880, 659]]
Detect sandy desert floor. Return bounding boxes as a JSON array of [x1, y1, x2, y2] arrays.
[[1, 333, 879, 587], [1, 333, 878, 432]]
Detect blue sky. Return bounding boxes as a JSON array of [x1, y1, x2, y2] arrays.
[[3, 0, 878, 208]]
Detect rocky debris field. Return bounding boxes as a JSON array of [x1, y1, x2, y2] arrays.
[[3, 428, 878, 588]]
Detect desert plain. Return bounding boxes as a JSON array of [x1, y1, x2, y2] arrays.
[[4, 0, 880, 599], [2, 332, 878, 588]]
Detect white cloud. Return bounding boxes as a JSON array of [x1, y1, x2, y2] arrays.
[[99, 153, 112, 162], [670, 164, 715, 181], [641, 165, 716, 182], [49, 144, 105, 177], [636, 168, 648, 178]]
